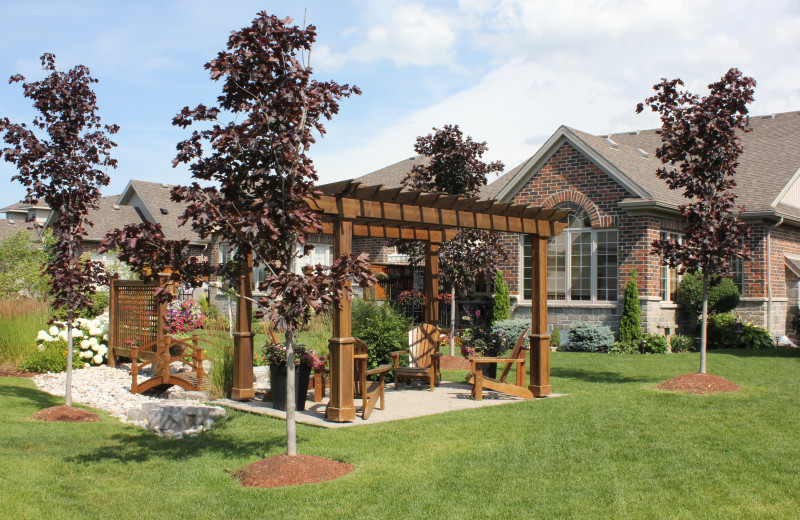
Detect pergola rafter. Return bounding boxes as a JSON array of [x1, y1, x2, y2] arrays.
[[230, 180, 569, 422]]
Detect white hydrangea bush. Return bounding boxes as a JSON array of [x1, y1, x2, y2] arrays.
[[35, 313, 110, 368]]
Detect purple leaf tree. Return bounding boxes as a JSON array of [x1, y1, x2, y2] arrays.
[[101, 13, 374, 455], [637, 68, 756, 373], [400, 125, 509, 355], [1, 53, 118, 406]]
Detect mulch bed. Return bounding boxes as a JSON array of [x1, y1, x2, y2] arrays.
[[233, 454, 353, 488], [29, 405, 100, 423], [657, 373, 742, 394], [0, 371, 38, 377], [440, 355, 471, 371]]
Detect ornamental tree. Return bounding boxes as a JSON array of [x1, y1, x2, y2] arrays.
[[1, 53, 117, 406], [637, 68, 755, 373], [400, 125, 509, 354], [100, 13, 373, 456]]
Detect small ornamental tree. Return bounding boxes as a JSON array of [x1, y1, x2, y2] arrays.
[[1, 54, 117, 406], [400, 125, 508, 355], [493, 270, 510, 323], [101, 13, 373, 456], [619, 270, 642, 347], [637, 68, 755, 373]]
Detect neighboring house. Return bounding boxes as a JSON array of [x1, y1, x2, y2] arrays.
[[1, 200, 49, 243], [354, 111, 800, 340]]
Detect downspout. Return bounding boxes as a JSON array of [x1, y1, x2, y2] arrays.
[[766, 217, 784, 332]]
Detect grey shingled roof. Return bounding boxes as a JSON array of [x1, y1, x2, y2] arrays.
[[354, 154, 515, 199], [0, 219, 38, 243], [572, 111, 800, 215], [124, 180, 204, 243], [82, 196, 142, 242]]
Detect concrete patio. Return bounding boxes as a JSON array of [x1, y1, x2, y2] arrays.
[[212, 381, 563, 428]]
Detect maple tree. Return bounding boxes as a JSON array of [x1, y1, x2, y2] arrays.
[[101, 13, 374, 455], [637, 68, 755, 373], [400, 125, 509, 354], [1, 53, 118, 405]]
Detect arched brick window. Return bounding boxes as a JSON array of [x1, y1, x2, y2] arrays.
[[522, 201, 618, 303]]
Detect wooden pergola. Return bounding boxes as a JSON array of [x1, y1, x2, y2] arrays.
[[230, 181, 570, 422]]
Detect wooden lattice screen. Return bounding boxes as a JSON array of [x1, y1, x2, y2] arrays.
[[108, 279, 166, 367]]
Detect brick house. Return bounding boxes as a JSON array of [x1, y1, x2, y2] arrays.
[[356, 111, 800, 340]]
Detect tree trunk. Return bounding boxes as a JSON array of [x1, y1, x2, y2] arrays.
[[700, 273, 709, 374], [449, 288, 456, 356], [65, 309, 73, 406], [285, 329, 297, 456]]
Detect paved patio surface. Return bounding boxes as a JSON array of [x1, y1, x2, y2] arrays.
[[212, 381, 563, 428]]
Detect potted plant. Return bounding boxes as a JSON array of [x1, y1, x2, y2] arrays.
[[460, 326, 510, 379], [261, 341, 324, 411]]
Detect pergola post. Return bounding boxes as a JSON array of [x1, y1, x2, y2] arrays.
[[326, 219, 357, 422], [528, 235, 552, 397], [231, 252, 255, 401], [424, 242, 440, 325]]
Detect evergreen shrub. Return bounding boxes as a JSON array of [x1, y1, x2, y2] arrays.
[[492, 270, 510, 323], [619, 270, 642, 347], [491, 319, 529, 344], [551, 326, 561, 348], [677, 272, 740, 317], [564, 323, 614, 352], [707, 312, 738, 348]]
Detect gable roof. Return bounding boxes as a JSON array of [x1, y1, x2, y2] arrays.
[[117, 180, 204, 243], [0, 219, 39, 243], [354, 154, 514, 199], [496, 111, 800, 221], [82, 196, 142, 242]]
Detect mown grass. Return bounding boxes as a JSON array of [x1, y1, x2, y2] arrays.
[[0, 298, 51, 367], [2, 349, 799, 519]]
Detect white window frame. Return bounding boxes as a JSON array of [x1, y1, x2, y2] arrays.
[[660, 231, 683, 303], [521, 227, 618, 304]]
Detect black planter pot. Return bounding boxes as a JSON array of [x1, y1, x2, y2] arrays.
[[481, 362, 498, 380], [266, 364, 311, 411]]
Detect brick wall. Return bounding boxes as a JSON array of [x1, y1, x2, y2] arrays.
[[353, 237, 401, 264]]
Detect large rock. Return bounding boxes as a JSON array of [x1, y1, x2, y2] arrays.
[[127, 402, 225, 436]]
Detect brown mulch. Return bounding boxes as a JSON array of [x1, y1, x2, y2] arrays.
[[29, 405, 100, 423], [440, 355, 471, 371], [657, 373, 742, 394], [0, 371, 38, 377], [234, 454, 353, 488]]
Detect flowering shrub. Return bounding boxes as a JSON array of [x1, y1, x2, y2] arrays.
[[164, 299, 205, 336], [438, 292, 452, 305], [399, 290, 425, 309], [26, 314, 110, 370], [460, 326, 510, 358], [261, 341, 324, 370]]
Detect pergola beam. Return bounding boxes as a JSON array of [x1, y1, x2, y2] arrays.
[[307, 195, 567, 237]]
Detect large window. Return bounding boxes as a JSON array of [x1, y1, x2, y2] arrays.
[[660, 231, 682, 302], [523, 203, 618, 302]]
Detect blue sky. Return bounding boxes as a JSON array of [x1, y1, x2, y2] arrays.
[[2, 0, 800, 211]]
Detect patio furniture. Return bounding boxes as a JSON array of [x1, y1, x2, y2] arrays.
[[390, 323, 441, 391], [467, 329, 534, 401], [130, 334, 208, 394], [353, 338, 391, 419]]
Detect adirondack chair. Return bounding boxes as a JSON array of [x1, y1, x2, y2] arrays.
[[353, 338, 392, 419], [268, 329, 328, 402], [390, 323, 442, 391], [467, 329, 534, 401]]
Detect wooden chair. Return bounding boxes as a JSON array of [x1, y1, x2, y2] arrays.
[[390, 323, 442, 391], [354, 339, 392, 419], [467, 329, 534, 401]]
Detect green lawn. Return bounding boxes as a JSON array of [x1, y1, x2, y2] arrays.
[[2, 349, 799, 519]]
